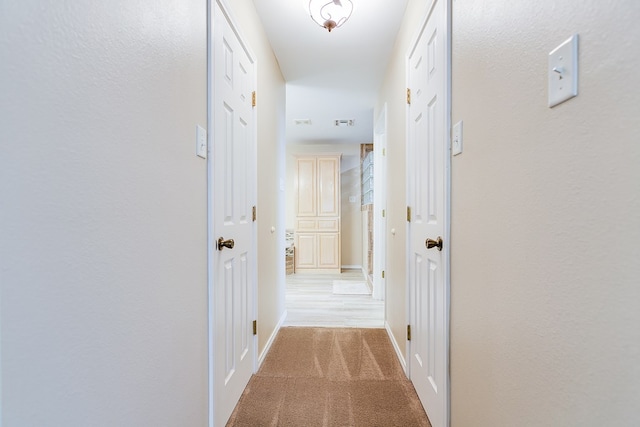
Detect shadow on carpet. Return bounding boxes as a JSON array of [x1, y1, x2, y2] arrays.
[[227, 327, 431, 427]]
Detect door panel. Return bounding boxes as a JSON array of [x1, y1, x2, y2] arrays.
[[407, 0, 448, 426], [317, 157, 339, 217], [296, 158, 317, 217], [318, 233, 340, 269], [295, 233, 317, 269], [211, 2, 256, 425]]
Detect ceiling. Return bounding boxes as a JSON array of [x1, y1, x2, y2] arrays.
[[252, 0, 409, 145]]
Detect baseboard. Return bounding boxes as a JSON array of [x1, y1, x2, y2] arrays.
[[341, 264, 362, 270], [385, 320, 407, 374], [257, 309, 287, 368]]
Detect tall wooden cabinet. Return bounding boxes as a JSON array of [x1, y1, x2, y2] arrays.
[[294, 155, 341, 273]]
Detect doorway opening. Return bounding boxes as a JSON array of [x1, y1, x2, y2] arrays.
[[282, 137, 387, 328]]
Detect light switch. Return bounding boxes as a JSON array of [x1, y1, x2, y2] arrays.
[[196, 125, 207, 159], [548, 34, 578, 108], [452, 120, 463, 156]]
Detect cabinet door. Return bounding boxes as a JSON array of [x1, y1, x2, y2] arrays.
[[296, 158, 317, 216], [317, 233, 340, 269], [317, 157, 339, 217], [295, 233, 317, 269]]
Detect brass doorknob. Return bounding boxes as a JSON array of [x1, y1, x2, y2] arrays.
[[217, 237, 235, 251], [425, 237, 443, 251]]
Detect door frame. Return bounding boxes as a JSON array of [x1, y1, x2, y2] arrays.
[[373, 103, 388, 301], [405, 0, 452, 425], [207, 0, 258, 426]]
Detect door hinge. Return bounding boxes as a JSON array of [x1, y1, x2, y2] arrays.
[[406, 88, 411, 105], [382, 148, 386, 156], [407, 324, 412, 341], [382, 270, 385, 279], [252, 320, 257, 335], [252, 206, 256, 222], [407, 206, 412, 222], [252, 91, 256, 107], [382, 209, 386, 218]]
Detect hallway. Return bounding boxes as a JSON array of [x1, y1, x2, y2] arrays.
[[3, 1, 639, 426]]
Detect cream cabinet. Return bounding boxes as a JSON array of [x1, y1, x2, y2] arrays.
[[294, 155, 341, 273]]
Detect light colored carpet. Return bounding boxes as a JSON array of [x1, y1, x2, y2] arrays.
[[332, 280, 371, 295], [226, 327, 431, 427]]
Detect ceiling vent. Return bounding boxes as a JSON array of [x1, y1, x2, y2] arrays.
[[335, 119, 354, 127], [294, 119, 312, 125]]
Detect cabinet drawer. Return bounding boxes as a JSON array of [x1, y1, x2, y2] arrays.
[[296, 218, 339, 232], [317, 219, 339, 231], [296, 219, 317, 231]]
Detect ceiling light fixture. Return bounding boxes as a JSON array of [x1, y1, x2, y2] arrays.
[[309, 0, 353, 33]]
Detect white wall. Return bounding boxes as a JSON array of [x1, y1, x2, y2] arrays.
[[1, 1, 208, 425], [450, 1, 640, 424], [379, 0, 640, 424]]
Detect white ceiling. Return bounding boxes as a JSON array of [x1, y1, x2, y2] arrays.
[[252, 0, 409, 145]]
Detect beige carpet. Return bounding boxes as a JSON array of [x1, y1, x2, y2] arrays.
[[226, 327, 431, 427]]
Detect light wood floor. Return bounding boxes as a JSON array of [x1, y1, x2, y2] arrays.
[[284, 269, 385, 328]]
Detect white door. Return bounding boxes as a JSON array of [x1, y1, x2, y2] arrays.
[[407, 0, 449, 426], [373, 104, 388, 300], [209, 1, 257, 426]]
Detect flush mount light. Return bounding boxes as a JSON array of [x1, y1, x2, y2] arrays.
[[294, 119, 312, 125], [309, 0, 353, 33], [335, 119, 354, 127]]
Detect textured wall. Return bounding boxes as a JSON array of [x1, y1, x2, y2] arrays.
[[450, 1, 640, 425], [0, 1, 208, 425]]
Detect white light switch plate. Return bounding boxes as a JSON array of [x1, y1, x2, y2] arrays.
[[196, 125, 207, 159], [548, 34, 579, 107], [452, 120, 463, 156]]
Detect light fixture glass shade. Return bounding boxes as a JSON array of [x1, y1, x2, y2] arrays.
[[309, 0, 353, 32]]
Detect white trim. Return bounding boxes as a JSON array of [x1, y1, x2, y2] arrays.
[[373, 103, 387, 302], [404, 12, 414, 380], [405, 1, 452, 425], [206, 2, 214, 426], [341, 264, 362, 270], [207, 1, 258, 426], [443, 2, 453, 425], [257, 310, 288, 367], [385, 321, 407, 374]]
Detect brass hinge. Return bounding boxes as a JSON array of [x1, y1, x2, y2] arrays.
[[382, 209, 386, 218], [252, 91, 256, 107], [407, 325, 412, 341], [382, 270, 385, 279], [407, 206, 412, 222], [406, 88, 411, 105], [252, 206, 256, 222], [252, 320, 257, 335], [382, 148, 386, 156]]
